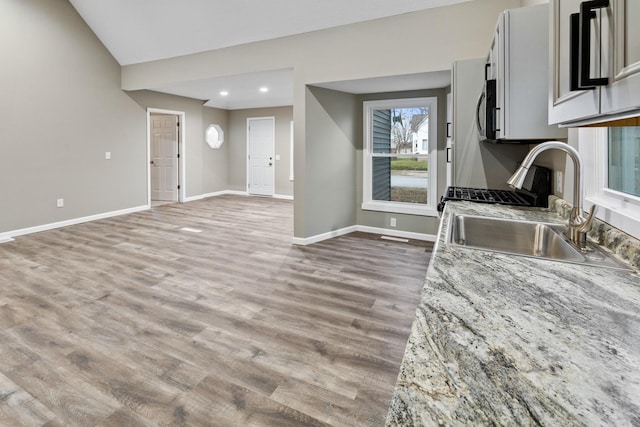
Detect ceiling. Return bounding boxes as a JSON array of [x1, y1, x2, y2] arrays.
[[70, 0, 466, 109]]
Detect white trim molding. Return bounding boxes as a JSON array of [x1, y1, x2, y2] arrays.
[[362, 96, 439, 217], [579, 127, 640, 240], [292, 225, 436, 246], [0, 205, 148, 242], [200, 190, 291, 200]]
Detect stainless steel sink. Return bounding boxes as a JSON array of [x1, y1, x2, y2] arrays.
[[447, 214, 631, 270]]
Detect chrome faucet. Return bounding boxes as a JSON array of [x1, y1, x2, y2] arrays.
[[507, 141, 596, 250]]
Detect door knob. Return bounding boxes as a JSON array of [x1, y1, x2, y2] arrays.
[[150, 160, 155, 165], [269, 162, 273, 166]]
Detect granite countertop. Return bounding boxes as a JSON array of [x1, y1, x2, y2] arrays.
[[386, 201, 640, 426]]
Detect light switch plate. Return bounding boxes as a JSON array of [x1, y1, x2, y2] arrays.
[[56, 198, 64, 208], [275, 154, 281, 161], [105, 152, 111, 160]]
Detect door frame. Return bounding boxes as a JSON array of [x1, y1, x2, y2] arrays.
[[146, 108, 186, 206], [246, 116, 276, 196]]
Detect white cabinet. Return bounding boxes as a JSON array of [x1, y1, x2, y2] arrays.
[[549, 0, 640, 126], [485, 4, 566, 142], [602, 1, 640, 116]]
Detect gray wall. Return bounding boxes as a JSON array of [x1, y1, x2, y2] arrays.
[[2, 0, 523, 239], [304, 86, 359, 237], [0, 0, 145, 233], [202, 107, 230, 195], [228, 106, 294, 197], [126, 90, 206, 198], [121, 0, 522, 239]]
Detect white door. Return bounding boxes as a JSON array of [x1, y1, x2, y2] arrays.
[[247, 117, 275, 196], [150, 114, 178, 201]]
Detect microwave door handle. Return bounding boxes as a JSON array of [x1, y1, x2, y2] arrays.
[[578, 0, 609, 89], [476, 91, 485, 136], [492, 107, 500, 133]]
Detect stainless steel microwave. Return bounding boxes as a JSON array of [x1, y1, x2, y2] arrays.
[[475, 4, 567, 144]]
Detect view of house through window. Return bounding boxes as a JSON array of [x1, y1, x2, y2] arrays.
[[608, 127, 640, 197], [371, 106, 430, 205]]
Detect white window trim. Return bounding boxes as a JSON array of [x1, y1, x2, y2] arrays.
[[579, 127, 640, 240], [362, 97, 438, 217]]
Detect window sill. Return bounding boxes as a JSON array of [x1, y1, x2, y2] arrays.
[[361, 201, 438, 217], [585, 194, 640, 240]]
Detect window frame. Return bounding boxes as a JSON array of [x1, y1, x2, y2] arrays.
[[579, 127, 640, 239], [362, 97, 438, 217]]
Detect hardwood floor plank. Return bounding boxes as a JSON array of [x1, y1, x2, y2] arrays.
[[0, 195, 431, 426]]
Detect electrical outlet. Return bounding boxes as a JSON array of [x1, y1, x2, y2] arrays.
[[56, 198, 64, 208], [390, 217, 397, 227], [556, 171, 563, 193]]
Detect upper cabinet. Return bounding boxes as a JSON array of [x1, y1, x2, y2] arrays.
[[549, 0, 640, 126], [483, 4, 567, 142]]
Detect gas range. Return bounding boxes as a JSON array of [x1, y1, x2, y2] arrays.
[[437, 186, 540, 213], [438, 166, 551, 213], [443, 186, 532, 204]]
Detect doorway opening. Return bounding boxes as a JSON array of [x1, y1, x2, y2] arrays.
[[247, 117, 275, 196], [147, 108, 186, 206]]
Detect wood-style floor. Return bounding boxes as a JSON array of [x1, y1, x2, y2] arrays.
[[0, 196, 432, 426]]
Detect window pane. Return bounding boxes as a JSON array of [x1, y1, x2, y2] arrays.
[[372, 156, 428, 204], [371, 106, 430, 154], [608, 127, 640, 197]]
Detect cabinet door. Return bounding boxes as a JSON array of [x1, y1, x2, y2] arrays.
[[548, 0, 601, 125], [601, 0, 640, 115]]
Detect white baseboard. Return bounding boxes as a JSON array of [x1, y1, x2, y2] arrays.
[[292, 225, 436, 246], [0, 205, 148, 242], [200, 190, 292, 200], [292, 225, 357, 246], [184, 195, 204, 202], [356, 225, 436, 242], [201, 190, 249, 199]]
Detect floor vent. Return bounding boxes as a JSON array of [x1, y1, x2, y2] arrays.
[[380, 235, 409, 243], [180, 227, 203, 233]]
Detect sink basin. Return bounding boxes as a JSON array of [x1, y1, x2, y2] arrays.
[[447, 214, 631, 270]]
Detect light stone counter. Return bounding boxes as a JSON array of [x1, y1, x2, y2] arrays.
[[386, 201, 640, 426]]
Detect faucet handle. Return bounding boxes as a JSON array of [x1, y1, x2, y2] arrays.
[[578, 204, 597, 233]]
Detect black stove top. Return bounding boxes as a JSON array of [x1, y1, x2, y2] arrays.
[[437, 186, 537, 212]]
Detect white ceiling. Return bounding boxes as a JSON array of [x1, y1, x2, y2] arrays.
[[70, 0, 465, 109]]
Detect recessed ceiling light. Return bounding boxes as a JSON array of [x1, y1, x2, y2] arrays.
[[220, 91, 229, 96], [259, 87, 269, 93]]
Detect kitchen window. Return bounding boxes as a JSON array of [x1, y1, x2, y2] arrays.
[[580, 127, 640, 239], [362, 97, 438, 216]]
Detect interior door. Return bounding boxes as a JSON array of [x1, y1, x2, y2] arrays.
[[150, 114, 178, 201], [248, 117, 275, 196]]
